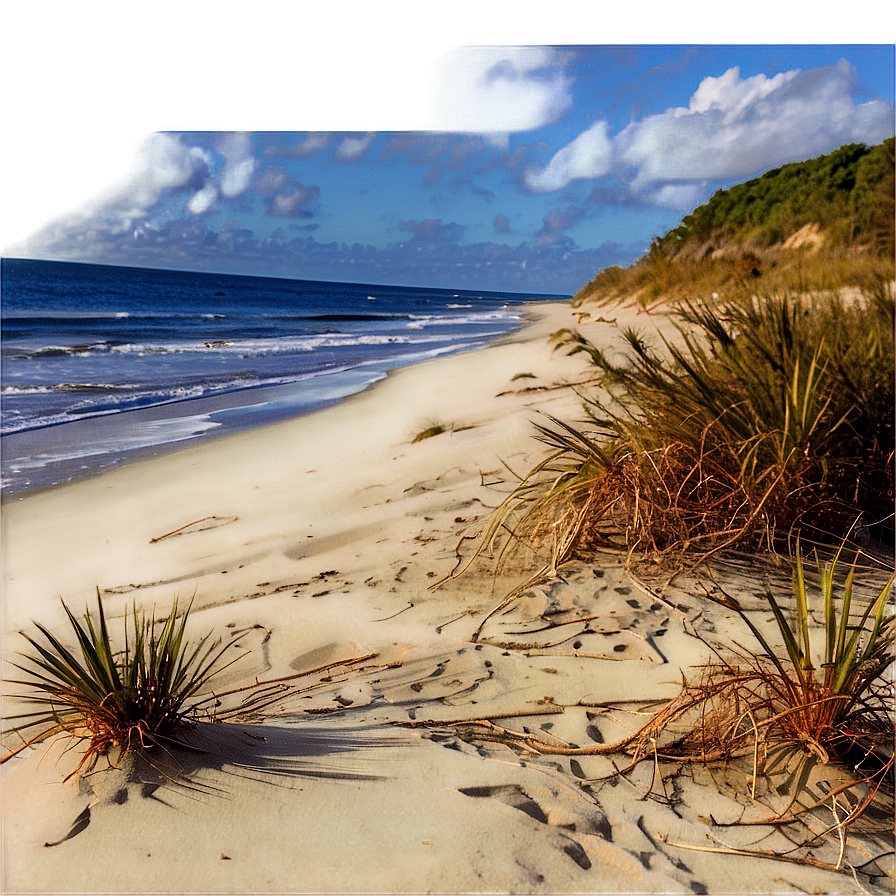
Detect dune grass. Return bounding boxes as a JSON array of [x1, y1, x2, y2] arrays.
[[437, 279, 895, 858], [469, 282, 894, 580], [411, 417, 468, 442], [575, 249, 895, 311], [426, 548, 894, 854], [6, 593, 240, 777], [692, 548, 895, 787]]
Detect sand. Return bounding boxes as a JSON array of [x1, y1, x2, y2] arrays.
[[1, 301, 890, 894]]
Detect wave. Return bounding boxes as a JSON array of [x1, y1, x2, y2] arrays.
[[2, 310, 228, 322], [1, 367, 356, 435], [6, 330, 481, 361], [5, 341, 127, 360], [2, 383, 134, 395]]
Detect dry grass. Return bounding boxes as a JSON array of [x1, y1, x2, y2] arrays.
[[420, 549, 894, 871], [462, 283, 894, 582], [575, 250, 895, 311], [412, 420, 474, 443]]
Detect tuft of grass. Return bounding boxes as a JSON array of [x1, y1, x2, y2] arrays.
[[6, 592, 240, 777], [411, 417, 463, 442], [468, 284, 894, 578], [693, 549, 894, 769]]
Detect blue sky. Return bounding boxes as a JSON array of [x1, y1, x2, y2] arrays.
[[4, 31, 894, 295]]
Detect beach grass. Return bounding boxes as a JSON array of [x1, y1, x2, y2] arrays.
[[469, 281, 894, 576], [411, 417, 465, 442], [6, 593, 240, 778], [575, 249, 895, 311], [696, 548, 895, 784]]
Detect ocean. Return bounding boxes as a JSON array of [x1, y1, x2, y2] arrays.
[[1, 258, 568, 496]]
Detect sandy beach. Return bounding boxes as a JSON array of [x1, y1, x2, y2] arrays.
[[2, 300, 890, 894]]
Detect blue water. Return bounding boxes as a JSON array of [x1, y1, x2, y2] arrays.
[[1, 259, 567, 495]]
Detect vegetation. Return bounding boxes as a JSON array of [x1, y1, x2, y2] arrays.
[[658, 139, 895, 252], [438, 140, 896, 865], [468, 283, 893, 579], [701, 548, 895, 786], [411, 417, 464, 442], [428, 549, 895, 853], [575, 138, 894, 308], [7, 593, 239, 777]]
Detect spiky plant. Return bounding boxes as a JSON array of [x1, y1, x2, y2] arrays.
[[465, 285, 894, 579], [710, 548, 895, 779], [7, 592, 239, 776]]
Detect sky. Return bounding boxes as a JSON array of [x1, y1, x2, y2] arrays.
[[2, 6, 894, 296]]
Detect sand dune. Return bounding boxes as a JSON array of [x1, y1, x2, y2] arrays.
[[2, 302, 888, 894]]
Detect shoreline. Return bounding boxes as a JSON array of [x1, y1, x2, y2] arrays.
[[2, 298, 884, 894], [0, 302, 549, 500]]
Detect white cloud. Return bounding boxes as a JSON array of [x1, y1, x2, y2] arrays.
[[187, 185, 218, 215], [567, 131, 610, 177], [686, 66, 796, 118], [624, 60, 894, 193], [433, 47, 572, 130], [218, 133, 256, 198], [337, 133, 377, 161]]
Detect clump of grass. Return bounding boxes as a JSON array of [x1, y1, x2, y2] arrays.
[[469, 284, 894, 578], [6, 593, 239, 777], [695, 547, 895, 784], [411, 417, 463, 442]]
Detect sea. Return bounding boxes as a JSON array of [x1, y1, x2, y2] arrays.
[[1, 258, 568, 496]]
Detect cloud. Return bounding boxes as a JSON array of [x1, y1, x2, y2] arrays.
[[480, 140, 556, 195], [336, 132, 376, 161], [264, 133, 332, 159], [493, 213, 513, 234], [432, 47, 572, 138], [216, 218, 256, 249], [267, 183, 320, 218], [396, 218, 466, 244], [444, 175, 494, 202], [218, 132, 256, 198], [381, 132, 450, 164], [617, 61, 895, 189], [566, 130, 611, 177], [23, 199, 645, 295], [585, 177, 712, 212], [254, 165, 292, 196], [535, 204, 588, 246]]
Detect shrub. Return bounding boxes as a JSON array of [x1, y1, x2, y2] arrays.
[[7, 593, 238, 777], [478, 284, 894, 576]]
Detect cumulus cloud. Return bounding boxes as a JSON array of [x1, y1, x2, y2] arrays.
[[268, 183, 320, 218], [535, 204, 588, 246], [218, 132, 256, 198], [619, 61, 893, 191], [396, 218, 466, 244], [566, 130, 611, 177], [432, 47, 572, 138]]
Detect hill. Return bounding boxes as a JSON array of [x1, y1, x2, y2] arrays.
[[575, 137, 895, 306]]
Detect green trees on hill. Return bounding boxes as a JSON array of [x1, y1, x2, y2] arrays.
[[658, 138, 894, 254], [576, 138, 894, 306]]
